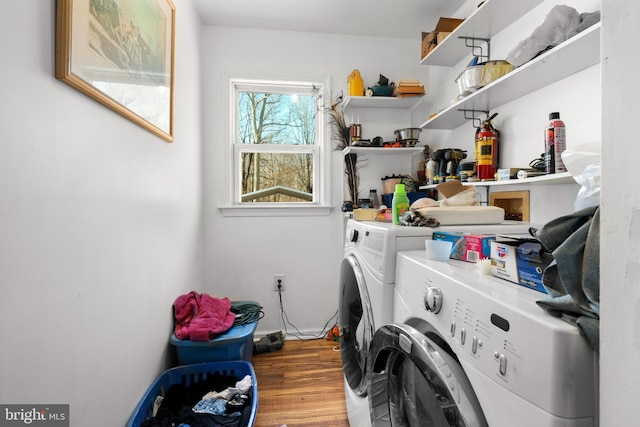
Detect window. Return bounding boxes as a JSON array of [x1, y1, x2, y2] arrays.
[[229, 79, 329, 213]]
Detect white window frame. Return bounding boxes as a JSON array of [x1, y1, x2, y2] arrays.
[[221, 78, 332, 217]]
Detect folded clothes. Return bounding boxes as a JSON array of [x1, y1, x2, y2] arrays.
[[173, 292, 236, 341]]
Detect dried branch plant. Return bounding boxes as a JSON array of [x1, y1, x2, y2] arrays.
[[325, 92, 360, 203], [326, 93, 350, 150]]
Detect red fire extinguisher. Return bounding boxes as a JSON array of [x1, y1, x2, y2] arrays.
[[475, 113, 499, 180]]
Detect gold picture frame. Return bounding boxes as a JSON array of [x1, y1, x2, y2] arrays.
[[55, 0, 175, 142]]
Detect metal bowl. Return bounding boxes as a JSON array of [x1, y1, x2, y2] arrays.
[[394, 128, 421, 141], [455, 60, 514, 96]]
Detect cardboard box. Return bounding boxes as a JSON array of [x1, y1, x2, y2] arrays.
[[421, 17, 465, 59], [353, 208, 378, 221], [432, 231, 495, 263], [490, 238, 553, 293], [496, 168, 521, 181], [490, 191, 530, 222]]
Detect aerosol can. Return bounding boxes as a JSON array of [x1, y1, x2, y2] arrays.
[[545, 112, 566, 174], [475, 113, 499, 180]]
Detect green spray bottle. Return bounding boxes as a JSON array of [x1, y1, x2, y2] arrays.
[[392, 183, 410, 225]]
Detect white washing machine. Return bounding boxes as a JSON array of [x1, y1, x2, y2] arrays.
[[339, 219, 530, 427], [368, 251, 599, 427]]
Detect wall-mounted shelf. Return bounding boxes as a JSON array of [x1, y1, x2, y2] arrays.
[[420, 0, 544, 67], [418, 172, 575, 190], [420, 22, 601, 130], [342, 95, 424, 110], [343, 146, 424, 156]]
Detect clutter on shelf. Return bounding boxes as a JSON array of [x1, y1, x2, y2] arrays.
[[365, 74, 395, 97], [506, 6, 601, 67], [455, 59, 513, 97], [421, 17, 465, 59], [392, 79, 425, 98]]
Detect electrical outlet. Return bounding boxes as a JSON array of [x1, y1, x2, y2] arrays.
[[274, 274, 285, 292]]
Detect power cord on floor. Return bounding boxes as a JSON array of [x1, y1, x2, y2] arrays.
[[277, 287, 338, 342]]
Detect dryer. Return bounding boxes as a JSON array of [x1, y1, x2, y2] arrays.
[[368, 251, 598, 427], [339, 220, 529, 427]]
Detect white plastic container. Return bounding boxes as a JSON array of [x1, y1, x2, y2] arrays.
[[425, 240, 453, 261]]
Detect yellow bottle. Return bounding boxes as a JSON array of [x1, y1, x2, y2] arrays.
[[348, 70, 364, 96]]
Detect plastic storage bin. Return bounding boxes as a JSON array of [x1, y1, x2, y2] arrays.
[[127, 360, 257, 427], [170, 320, 258, 365]]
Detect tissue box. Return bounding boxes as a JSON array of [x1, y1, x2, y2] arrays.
[[490, 239, 553, 293], [432, 231, 495, 263]]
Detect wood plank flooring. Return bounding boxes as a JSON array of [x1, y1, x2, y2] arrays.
[[251, 338, 350, 427]]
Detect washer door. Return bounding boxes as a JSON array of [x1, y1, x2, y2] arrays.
[[369, 322, 488, 427], [339, 254, 375, 397]]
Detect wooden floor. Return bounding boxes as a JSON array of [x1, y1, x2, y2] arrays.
[[251, 338, 350, 427]]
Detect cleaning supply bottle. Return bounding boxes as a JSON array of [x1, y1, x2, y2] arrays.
[[369, 189, 380, 209], [545, 112, 567, 174], [426, 158, 438, 184], [392, 184, 410, 225], [348, 70, 364, 97]]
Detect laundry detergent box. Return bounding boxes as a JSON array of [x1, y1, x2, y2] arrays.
[[490, 238, 553, 293], [431, 231, 495, 263]]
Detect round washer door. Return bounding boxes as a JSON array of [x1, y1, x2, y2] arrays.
[[369, 323, 488, 427], [339, 254, 375, 396]]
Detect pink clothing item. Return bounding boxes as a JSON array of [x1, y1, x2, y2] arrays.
[[173, 292, 236, 341], [173, 291, 201, 339]]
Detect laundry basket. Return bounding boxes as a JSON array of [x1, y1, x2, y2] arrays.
[[127, 360, 257, 427], [170, 320, 258, 365]]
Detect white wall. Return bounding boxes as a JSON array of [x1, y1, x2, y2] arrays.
[[200, 27, 427, 335], [0, 1, 203, 425], [601, 1, 640, 425]]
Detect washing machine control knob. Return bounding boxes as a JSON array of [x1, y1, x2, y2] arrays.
[[424, 287, 443, 314], [349, 229, 359, 242]]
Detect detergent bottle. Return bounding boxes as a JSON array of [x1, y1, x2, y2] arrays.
[[348, 70, 364, 97], [392, 184, 410, 225]]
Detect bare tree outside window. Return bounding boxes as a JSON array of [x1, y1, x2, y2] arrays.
[[234, 82, 321, 204]]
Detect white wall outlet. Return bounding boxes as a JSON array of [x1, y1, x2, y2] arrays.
[[274, 274, 285, 292]]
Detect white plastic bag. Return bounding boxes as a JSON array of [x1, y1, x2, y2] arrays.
[[506, 5, 580, 67], [439, 186, 479, 206], [561, 141, 601, 211]]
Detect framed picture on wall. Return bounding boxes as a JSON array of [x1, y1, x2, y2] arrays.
[[55, 0, 176, 142]]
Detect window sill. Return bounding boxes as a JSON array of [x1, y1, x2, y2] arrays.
[[219, 205, 334, 217]]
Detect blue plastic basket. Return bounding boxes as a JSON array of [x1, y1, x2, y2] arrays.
[[127, 360, 258, 427], [170, 320, 258, 365]]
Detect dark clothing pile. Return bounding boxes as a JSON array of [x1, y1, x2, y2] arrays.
[[141, 372, 253, 427], [532, 205, 600, 352]]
